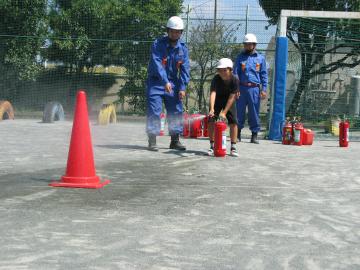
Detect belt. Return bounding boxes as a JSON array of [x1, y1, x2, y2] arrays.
[[240, 82, 259, 87]]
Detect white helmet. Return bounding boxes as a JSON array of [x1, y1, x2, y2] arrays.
[[166, 16, 184, 30], [216, 58, 233, 69], [243, 33, 258, 44]]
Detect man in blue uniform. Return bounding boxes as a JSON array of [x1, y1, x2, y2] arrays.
[[234, 33, 268, 144], [146, 16, 190, 151]]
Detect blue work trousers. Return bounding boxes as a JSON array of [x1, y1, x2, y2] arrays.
[[236, 86, 261, 133], [146, 80, 183, 136]]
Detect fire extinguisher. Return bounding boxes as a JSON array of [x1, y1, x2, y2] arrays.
[[203, 115, 209, 137], [339, 119, 349, 147], [159, 113, 166, 136], [182, 112, 190, 137], [282, 121, 293, 145], [190, 114, 202, 138], [292, 121, 304, 146], [214, 120, 227, 157]]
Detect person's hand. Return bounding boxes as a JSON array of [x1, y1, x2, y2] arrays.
[[219, 111, 226, 120], [260, 91, 267, 99], [236, 91, 240, 99], [209, 109, 215, 117], [179, 90, 186, 100], [165, 82, 172, 93]]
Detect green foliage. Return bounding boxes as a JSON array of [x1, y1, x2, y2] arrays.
[[47, 0, 116, 72], [47, 0, 183, 72], [118, 67, 147, 115], [0, 0, 48, 99], [0, 0, 183, 112], [47, 0, 183, 112]]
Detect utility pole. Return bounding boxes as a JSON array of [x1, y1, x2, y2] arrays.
[[185, 4, 191, 110], [213, 0, 217, 32], [245, 4, 249, 34], [185, 4, 190, 43]]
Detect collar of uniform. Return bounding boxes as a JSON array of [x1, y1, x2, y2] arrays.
[[242, 49, 258, 56], [165, 36, 181, 49]]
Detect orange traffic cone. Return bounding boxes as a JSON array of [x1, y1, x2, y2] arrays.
[[50, 90, 110, 188]]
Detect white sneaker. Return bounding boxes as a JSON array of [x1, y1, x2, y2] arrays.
[[207, 148, 214, 156], [230, 148, 238, 157]]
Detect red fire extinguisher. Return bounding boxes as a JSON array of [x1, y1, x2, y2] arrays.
[[292, 121, 304, 146], [182, 112, 190, 137], [203, 115, 209, 137], [339, 120, 349, 147], [214, 120, 227, 157], [190, 114, 203, 138], [282, 121, 293, 145], [159, 113, 166, 136]]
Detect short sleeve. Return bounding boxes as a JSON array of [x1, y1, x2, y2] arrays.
[[210, 76, 217, 92], [230, 75, 240, 94]]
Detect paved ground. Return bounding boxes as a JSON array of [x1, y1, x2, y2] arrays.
[[0, 119, 359, 270]]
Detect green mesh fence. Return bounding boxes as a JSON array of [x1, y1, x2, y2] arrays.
[[1, 0, 360, 140], [283, 16, 360, 140], [0, 0, 276, 126]]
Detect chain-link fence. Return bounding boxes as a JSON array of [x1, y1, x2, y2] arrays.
[[283, 15, 360, 140], [1, 0, 360, 140], [0, 1, 275, 122]]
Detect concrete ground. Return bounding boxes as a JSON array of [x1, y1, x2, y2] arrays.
[[0, 119, 359, 270]]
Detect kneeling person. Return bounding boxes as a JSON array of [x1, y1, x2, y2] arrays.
[[208, 58, 239, 157]]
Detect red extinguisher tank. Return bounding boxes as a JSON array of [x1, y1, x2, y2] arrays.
[[292, 122, 304, 146], [339, 120, 350, 147], [214, 121, 227, 157], [282, 121, 293, 145], [203, 115, 209, 137], [182, 113, 190, 137], [190, 114, 203, 138], [159, 113, 166, 136]]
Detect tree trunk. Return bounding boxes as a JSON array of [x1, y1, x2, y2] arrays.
[[198, 68, 206, 111], [287, 49, 313, 116], [287, 68, 309, 116], [198, 81, 204, 111], [287, 33, 313, 116], [202, 90, 208, 113]]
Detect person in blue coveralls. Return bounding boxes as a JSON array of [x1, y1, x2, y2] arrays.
[[234, 33, 268, 144], [146, 16, 190, 151]]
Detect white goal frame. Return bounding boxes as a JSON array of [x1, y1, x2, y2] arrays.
[[279, 9, 360, 37], [269, 9, 360, 140]]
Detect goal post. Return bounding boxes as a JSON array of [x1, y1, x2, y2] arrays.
[[268, 9, 360, 141]]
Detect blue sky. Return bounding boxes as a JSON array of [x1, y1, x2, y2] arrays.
[[181, 0, 276, 49]]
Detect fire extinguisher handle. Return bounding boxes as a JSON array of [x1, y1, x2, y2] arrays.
[[218, 116, 227, 123]]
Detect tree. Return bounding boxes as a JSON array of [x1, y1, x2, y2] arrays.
[[188, 20, 242, 112], [258, 0, 360, 115], [0, 0, 48, 100], [48, 0, 183, 113], [47, 0, 121, 73]]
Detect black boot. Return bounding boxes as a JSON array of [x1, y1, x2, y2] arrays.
[[148, 134, 159, 151], [169, 134, 186, 150], [251, 132, 259, 144], [237, 130, 241, 142]]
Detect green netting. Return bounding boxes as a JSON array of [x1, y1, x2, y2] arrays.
[[283, 16, 360, 139], [1, 0, 360, 140], [0, 1, 276, 123]]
